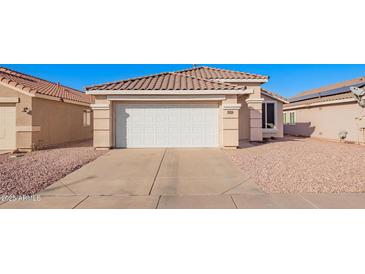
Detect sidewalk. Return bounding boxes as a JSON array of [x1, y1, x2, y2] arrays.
[[1, 192, 365, 209]]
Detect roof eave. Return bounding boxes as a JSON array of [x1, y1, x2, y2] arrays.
[[0, 79, 36, 97], [86, 89, 250, 95], [34, 93, 91, 106], [261, 91, 289, 104], [0, 68, 91, 105]]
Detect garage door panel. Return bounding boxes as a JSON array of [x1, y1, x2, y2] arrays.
[[116, 104, 219, 148]]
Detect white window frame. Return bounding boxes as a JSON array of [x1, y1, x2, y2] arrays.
[[83, 109, 91, 127], [262, 101, 277, 131], [284, 111, 296, 125], [283, 112, 288, 125], [289, 111, 296, 125]]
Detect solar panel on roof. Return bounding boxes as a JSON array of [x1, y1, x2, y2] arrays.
[[289, 81, 365, 103]]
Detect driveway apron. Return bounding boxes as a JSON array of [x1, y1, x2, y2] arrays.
[[151, 149, 244, 195], [52, 149, 165, 196]]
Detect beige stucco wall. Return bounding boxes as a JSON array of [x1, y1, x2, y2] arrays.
[[238, 95, 250, 140], [284, 102, 365, 143], [92, 95, 241, 149], [1, 83, 93, 150], [32, 97, 93, 149], [244, 84, 264, 141], [91, 87, 286, 149], [238, 93, 284, 140], [222, 95, 240, 148], [223, 82, 286, 142], [0, 84, 33, 150], [93, 96, 113, 149]]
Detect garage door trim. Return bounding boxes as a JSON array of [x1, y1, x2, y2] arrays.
[[115, 103, 220, 148]]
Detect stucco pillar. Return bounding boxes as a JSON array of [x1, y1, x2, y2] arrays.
[[245, 86, 263, 142], [91, 100, 112, 150], [222, 95, 241, 149]]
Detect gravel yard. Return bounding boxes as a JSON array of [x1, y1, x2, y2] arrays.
[[0, 141, 106, 196], [228, 137, 365, 193]]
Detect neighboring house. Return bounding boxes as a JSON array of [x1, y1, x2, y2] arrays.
[[86, 66, 287, 149], [0, 67, 94, 151], [284, 76, 365, 144]]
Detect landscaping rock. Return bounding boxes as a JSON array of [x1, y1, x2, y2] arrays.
[[0, 141, 106, 195]]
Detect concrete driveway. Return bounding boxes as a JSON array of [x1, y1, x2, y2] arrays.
[[43, 148, 245, 196], [2, 148, 365, 209]]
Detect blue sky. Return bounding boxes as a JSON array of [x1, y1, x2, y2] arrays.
[[2, 64, 365, 97]]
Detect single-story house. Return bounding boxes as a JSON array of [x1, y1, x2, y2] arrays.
[[0, 67, 94, 151], [86, 66, 287, 149], [284, 76, 365, 144]]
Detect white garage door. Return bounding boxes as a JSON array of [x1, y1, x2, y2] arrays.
[[0, 104, 16, 150], [115, 104, 219, 148]]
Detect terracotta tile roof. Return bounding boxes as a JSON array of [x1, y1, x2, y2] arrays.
[[285, 92, 356, 108], [0, 67, 93, 104], [177, 66, 268, 80], [85, 72, 243, 91], [261, 88, 288, 103], [290, 76, 365, 102]]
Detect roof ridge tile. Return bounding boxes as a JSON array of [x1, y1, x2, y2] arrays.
[[175, 65, 269, 79]]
